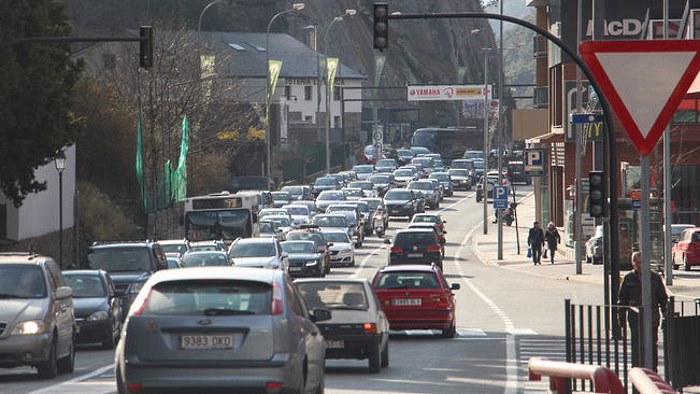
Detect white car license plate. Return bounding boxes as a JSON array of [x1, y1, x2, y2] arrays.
[[407, 253, 423, 258], [326, 340, 344, 349], [289, 267, 302, 272], [180, 335, 233, 350], [392, 298, 422, 306]]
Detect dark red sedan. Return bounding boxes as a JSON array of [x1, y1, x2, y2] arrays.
[[371, 264, 460, 338]]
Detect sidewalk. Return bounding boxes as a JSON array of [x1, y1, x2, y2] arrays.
[[468, 192, 699, 297]]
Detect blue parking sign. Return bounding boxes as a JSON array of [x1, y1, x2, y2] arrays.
[[493, 186, 509, 209]]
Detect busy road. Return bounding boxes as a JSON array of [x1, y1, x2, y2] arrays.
[[0, 184, 606, 394]]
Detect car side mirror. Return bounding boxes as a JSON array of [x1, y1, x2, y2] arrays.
[[439, 237, 446, 244], [450, 283, 461, 290], [383, 238, 392, 244], [311, 308, 332, 322], [327, 242, 334, 247], [157, 260, 168, 270], [281, 252, 289, 259], [55, 286, 73, 299]]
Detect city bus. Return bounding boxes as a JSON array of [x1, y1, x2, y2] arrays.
[[410, 127, 481, 161], [183, 191, 259, 243]]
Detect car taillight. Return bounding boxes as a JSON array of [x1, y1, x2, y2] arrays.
[[426, 245, 441, 252], [130, 288, 152, 316], [435, 295, 451, 308], [127, 382, 143, 392], [271, 280, 284, 315], [390, 246, 403, 252], [363, 322, 379, 333]]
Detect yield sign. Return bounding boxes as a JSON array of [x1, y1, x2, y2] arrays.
[[580, 40, 700, 155]]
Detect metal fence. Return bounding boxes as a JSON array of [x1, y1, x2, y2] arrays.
[[566, 297, 700, 393]]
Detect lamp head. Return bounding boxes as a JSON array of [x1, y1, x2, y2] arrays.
[[291, 3, 305, 11], [345, 9, 357, 16], [54, 157, 66, 172]]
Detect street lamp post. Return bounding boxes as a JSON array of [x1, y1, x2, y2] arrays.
[[198, 0, 233, 38], [323, 9, 356, 175], [54, 156, 66, 268], [266, 3, 305, 179]]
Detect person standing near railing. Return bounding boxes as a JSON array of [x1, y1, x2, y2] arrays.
[[618, 251, 669, 371]]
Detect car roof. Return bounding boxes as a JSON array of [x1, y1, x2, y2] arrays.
[[234, 237, 277, 244], [316, 213, 346, 218], [149, 266, 277, 284], [395, 228, 436, 234], [281, 240, 316, 246], [295, 277, 370, 285], [378, 264, 439, 273], [0, 252, 53, 265], [62, 269, 105, 276], [413, 213, 441, 219]]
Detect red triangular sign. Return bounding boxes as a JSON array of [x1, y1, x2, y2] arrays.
[[580, 40, 700, 155]]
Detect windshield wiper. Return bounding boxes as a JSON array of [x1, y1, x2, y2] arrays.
[[332, 306, 368, 311], [0, 293, 25, 299], [202, 308, 255, 316]]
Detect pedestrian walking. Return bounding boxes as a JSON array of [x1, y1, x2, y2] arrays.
[[544, 222, 561, 264], [527, 221, 545, 265], [618, 251, 669, 371]]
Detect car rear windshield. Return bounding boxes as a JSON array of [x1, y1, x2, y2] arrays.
[[395, 232, 437, 247], [323, 233, 351, 243], [449, 169, 469, 176], [369, 176, 391, 184], [318, 191, 345, 200], [297, 282, 368, 310], [394, 170, 412, 177], [375, 272, 439, 289], [413, 215, 439, 224], [314, 216, 347, 227], [182, 253, 230, 267], [0, 265, 47, 299], [142, 280, 272, 316], [87, 246, 151, 272], [281, 241, 316, 254], [410, 182, 433, 190], [431, 174, 449, 181], [229, 242, 275, 258], [64, 274, 106, 298], [286, 232, 325, 247]]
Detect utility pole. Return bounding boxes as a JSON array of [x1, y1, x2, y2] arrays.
[[497, 0, 504, 260], [574, 0, 584, 275], [483, 52, 489, 235]]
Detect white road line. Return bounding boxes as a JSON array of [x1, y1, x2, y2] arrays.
[[350, 242, 387, 278], [457, 224, 518, 394], [28, 364, 114, 394]]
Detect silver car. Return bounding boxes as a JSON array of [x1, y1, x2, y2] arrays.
[[227, 238, 289, 272], [0, 253, 76, 379], [320, 229, 356, 267], [115, 266, 330, 393]]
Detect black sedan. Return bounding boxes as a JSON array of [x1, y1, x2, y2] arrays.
[[63, 270, 123, 349], [295, 278, 390, 373]]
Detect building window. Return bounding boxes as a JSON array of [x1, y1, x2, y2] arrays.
[[284, 86, 292, 100], [334, 116, 341, 128], [304, 115, 313, 123], [334, 87, 342, 101], [304, 86, 312, 101], [102, 53, 116, 70]]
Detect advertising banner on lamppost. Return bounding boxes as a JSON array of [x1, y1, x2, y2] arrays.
[[326, 57, 339, 96]]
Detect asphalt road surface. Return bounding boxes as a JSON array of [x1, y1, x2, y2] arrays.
[[0, 186, 610, 394]]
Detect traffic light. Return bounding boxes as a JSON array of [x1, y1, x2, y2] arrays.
[[139, 26, 153, 69], [373, 3, 389, 51], [588, 171, 606, 218]]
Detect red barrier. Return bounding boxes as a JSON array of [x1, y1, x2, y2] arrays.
[[629, 368, 677, 394], [528, 357, 624, 394]]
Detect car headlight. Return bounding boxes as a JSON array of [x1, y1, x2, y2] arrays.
[[305, 260, 318, 266], [87, 311, 109, 321], [128, 281, 145, 295], [12, 320, 46, 335]]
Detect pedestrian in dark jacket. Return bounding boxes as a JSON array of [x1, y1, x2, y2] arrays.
[[544, 222, 561, 264], [527, 221, 545, 265], [618, 251, 668, 371]]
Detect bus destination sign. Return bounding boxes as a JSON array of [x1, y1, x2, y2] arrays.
[[192, 197, 242, 210]]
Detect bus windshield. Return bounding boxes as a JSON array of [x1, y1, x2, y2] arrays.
[[185, 210, 252, 241], [411, 128, 476, 161]]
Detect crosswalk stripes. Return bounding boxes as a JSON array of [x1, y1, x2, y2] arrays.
[[516, 335, 567, 393]]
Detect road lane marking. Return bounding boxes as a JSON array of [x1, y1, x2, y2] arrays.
[[28, 364, 114, 394], [456, 226, 517, 394], [350, 242, 387, 278]]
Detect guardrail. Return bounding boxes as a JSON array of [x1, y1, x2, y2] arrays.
[[528, 357, 623, 394], [629, 368, 676, 394]]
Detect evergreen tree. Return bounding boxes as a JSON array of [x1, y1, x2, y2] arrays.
[[0, 0, 82, 207]]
